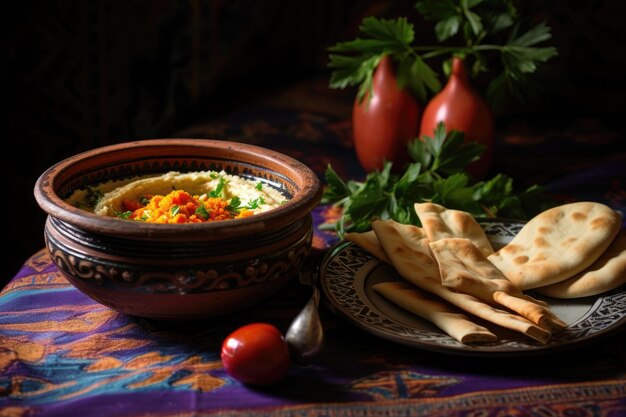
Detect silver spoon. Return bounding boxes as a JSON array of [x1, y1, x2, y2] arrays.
[[285, 268, 324, 364]]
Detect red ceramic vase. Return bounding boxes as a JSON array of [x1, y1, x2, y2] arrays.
[[419, 57, 494, 178], [352, 55, 421, 172]]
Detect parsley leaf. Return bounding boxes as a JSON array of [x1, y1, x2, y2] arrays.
[[208, 177, 227, 198], [115, 211, 133, 220], [227, 197, 242, 215], [431, 173, 478, 211], [323, 165, 352, 205], [328, 17, 439, 102], [328, 53, 380, 93], [195, 205, 209, 219], [415, 0, 462, 41], [397, 55, 441, 102], [408, 122, 484, 176], [502, 21, 557, 79], [246, 196, 265, 210]]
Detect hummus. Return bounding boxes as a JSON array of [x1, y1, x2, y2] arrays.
[[66, 170, 287, 221]]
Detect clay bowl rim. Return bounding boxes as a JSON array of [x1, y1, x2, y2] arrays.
[[34, 138, 323, 241]]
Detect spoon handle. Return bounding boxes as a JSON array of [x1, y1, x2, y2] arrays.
[[285, 267, 324, 364]]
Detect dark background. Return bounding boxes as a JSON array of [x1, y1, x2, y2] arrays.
[[4, 0, 625, 285]]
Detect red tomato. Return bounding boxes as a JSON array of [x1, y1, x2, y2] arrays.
[[122, 199, 143, 212], [352, 55, 421, 172], [419, 57, 494, 179], [220, 323, 290, 385]]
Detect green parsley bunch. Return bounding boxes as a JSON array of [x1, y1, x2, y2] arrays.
[[322, 122, 551, 236]]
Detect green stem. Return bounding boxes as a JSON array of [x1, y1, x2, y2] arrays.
[[411, 45, 460, 51], [471, 44, 505, 52], [408, 44, 505, 60], [421, 47, 468, 59]]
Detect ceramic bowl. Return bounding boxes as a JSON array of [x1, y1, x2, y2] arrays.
[[34, 139, 323, 320]]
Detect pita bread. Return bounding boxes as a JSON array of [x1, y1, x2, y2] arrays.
[[373, 281, 497, 344], [371, 219, 551, 344], [344, 230, 390, 263], [429, 238, 566, 332], [430, 238, 523, 299], [535, 231, 626, 298], [370, 219, 438, 275], [487, 202, 621, 290], [414, 202, 494, 256]]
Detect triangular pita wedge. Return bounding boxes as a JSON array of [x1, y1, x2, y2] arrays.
[[535, 231, 626, 298], [371, 219, 551, 344], [373, 281, 497, 344], [430, 238, 566, 332], [345, 230, 390, 263], [430, 237, 522, 299], [488, 202, 621, 290], [414, 202, 494, 256]]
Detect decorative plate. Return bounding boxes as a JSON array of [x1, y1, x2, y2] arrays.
[[319, 219, 626, 356]]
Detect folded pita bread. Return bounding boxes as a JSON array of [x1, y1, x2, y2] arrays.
[[373, 281, 497, 344], [430, 238, 525, 298], [487, 202, 621, 290], [370, 219, 438, 275], [345, 230, 390, 263], [535, 231, 626, 298], [428, 237, 567, 332], [371, 219, 551, 344], [414, 202, 494, 256]]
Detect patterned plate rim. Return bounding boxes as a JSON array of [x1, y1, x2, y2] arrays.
[[319, 219, 626, 356]]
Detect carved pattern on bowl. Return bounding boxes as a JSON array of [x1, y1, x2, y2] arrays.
[[46, 224, 312, 295]]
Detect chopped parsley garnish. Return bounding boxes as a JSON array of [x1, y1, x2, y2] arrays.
[[208, 177, 227, 198], [140, 196, 150, 205], [246, 196, 265, 209], [255, 182, 263, 191], [226, 196, 242, 214], [195, 205, 210, 219], [115, 211, 133, 220]]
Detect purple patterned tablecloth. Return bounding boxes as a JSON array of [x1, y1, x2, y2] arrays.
[[2, 248, 625, 417], [2, 94, 626, 416]]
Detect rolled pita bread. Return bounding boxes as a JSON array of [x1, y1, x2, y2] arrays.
[[373, 281, 497, 344], [371, 219, 552, 344], [535, 231, 626, 298], [487, 202, 621, 290], [414, 202, 494, 257], [428, 237, 567, 333]]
